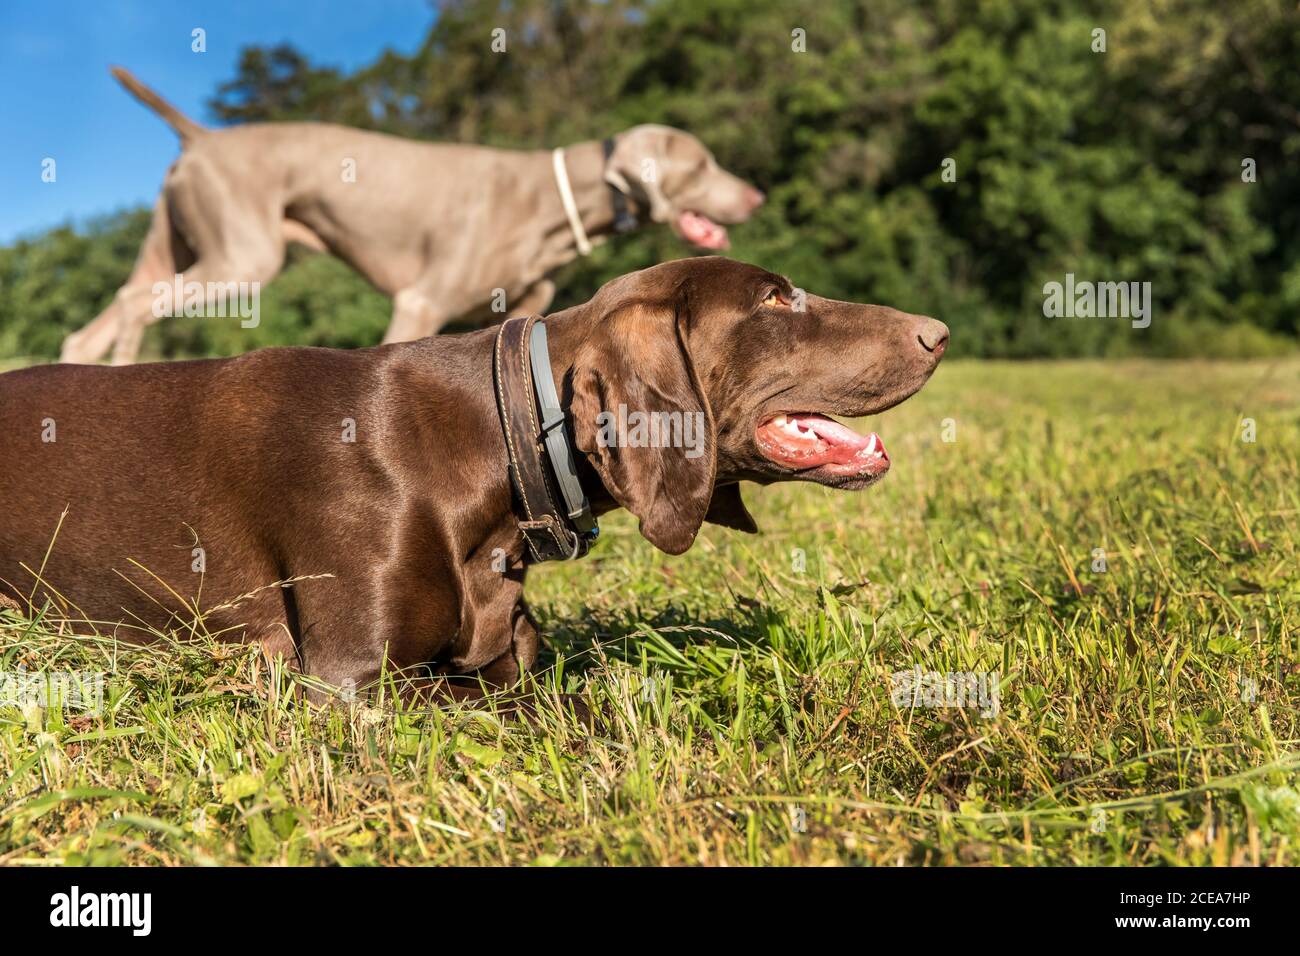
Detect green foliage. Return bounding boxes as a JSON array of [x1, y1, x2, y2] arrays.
[[2, 0, 1297, 360], [0, 211, 150, 361]]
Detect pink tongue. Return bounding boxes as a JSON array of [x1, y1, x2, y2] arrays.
[[678, 211, 730, 249], [792, 414, 870, 448], [795, 416, 880, 465], [757, 414, 888, 469]]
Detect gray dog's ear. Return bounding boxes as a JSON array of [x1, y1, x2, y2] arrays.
[[705, 484, 758, 534], [569, 302, 716, 554], [607, 126, 677, 223]]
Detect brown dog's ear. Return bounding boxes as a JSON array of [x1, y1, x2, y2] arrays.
[[705, 484, 758, 534], [570, 303, 716, 554]]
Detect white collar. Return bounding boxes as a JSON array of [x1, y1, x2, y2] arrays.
[[551, 147, 592, 256]]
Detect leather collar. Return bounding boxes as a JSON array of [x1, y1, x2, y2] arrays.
[[493, 314, 598, 562], [602, 137, 638, 234]]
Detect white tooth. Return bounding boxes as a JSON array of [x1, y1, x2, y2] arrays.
[[773, 415, 787, 426], [865, 434, 877, 454]]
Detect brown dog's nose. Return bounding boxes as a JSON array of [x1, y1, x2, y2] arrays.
[[917, 318, 949, 357]]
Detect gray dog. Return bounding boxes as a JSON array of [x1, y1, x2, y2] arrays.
[[60, 67, 765, 365]]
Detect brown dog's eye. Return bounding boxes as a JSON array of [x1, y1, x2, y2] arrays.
[[762, 289, 789, 308]]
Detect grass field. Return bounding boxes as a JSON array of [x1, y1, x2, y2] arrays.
[[2, 358, 1299, 866]]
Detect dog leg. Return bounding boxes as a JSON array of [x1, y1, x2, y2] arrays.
[[61, 285, 150, 364], [109, 253, 281, 366], [281, 219, 327, 253], [510, 278, 556, 317], [108, 285, 162, 366], [414, 600, 592, 725], [62, 194, 186, 365], [382, 288, 446, 344]]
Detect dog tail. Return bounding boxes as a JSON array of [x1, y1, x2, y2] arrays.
[[110, 66, 205, 145]]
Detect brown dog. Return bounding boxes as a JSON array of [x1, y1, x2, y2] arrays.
[[2, 257, 947, 697], [58, 68, 764, 367]]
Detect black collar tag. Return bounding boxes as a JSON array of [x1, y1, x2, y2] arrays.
[[603, 137, 639, 234]]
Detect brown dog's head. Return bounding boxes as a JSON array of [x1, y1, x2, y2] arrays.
[[565, 257, 948, 554], [606, 125, 764, 250]]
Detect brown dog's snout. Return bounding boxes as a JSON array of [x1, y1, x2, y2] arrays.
[[916, 318, 949, 358], [745, 186, 765, 211]]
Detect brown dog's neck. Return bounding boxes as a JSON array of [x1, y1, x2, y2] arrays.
[[405, 311, 620, 547]]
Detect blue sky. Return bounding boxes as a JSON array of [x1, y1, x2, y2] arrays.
[[0, 0, 434, 243]]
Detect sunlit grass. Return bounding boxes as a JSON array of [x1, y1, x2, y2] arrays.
[[2, 358, 1298, 865]]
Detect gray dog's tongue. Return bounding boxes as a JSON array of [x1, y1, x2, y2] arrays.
[[678, 211, 730, 249]]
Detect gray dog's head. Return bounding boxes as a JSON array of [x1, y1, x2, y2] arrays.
[[606, 125, 764, 250]]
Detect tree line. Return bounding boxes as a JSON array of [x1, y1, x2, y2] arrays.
[[3, 0, 1296, 360]]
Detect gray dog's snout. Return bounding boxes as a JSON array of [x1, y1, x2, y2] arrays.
[[917, 318, 949, 357]]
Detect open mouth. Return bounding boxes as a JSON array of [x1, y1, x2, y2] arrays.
[[755, 413, 890, 483], [677, 211, 730, 250]]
